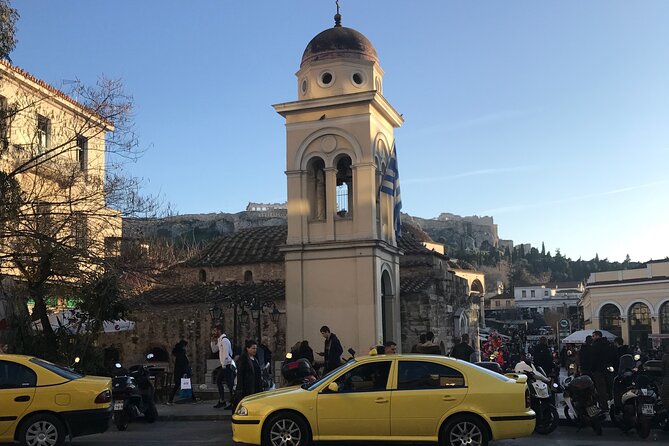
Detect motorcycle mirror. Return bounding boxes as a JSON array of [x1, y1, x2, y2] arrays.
[[115, 363, 122, 369], [634, 354, 641, 361], [146, 353, 155, 360]]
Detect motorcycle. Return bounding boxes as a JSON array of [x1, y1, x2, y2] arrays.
[[514, 360, 559, 434], [610, 354, 639, 433], [281, 353, 318, 387], [112, 354, 158, 431], [610, 354, 658, 439], [562, 374, 604, 435]]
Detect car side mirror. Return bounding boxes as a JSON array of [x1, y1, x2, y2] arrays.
[[327, 382, 339, 393]]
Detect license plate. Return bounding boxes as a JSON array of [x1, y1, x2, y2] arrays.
[[641, 404, 654, 416], [114, 401, 124, 411], [586, 405, 600, 417]]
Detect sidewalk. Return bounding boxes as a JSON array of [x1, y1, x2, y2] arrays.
[[156, 401, 232, 421]]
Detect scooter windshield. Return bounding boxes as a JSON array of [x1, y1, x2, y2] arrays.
[[618, 354, 635, 375]]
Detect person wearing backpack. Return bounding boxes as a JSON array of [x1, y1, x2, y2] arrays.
[[210, 324, 235, 409]]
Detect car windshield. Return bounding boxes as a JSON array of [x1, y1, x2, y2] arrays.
[[306, 359, 355, 391], [30, 358, 83, 381]]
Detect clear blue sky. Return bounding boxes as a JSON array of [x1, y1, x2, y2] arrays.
[[11, 1, 669, 262]]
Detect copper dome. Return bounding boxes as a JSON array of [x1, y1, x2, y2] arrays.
[[301, 26, 378, 67]]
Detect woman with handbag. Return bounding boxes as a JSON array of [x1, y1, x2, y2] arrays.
[[168, 339, 197, 404], [235, 340, 262, 409]]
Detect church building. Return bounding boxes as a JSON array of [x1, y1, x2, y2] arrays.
[[107, 12, 483, 386]]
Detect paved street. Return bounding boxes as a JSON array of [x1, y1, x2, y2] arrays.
[[71, 421, 669, 446]]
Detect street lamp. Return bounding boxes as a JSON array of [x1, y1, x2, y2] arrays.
[[270, 305, 281, 324], [239, 309, 250, 327], [209, 305, 223, 324]]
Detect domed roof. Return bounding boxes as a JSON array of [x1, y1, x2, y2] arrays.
[[301, 25, 378, 67]]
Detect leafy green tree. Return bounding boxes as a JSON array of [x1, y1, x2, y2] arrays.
[[0, 0, 18, 61]]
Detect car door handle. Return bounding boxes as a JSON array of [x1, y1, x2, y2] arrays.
[[375, 398, 389, 404], [15, 396, 31, 402], [442, 395, 456, 402]]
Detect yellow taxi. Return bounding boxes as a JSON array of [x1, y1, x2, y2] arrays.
[[233, 354, 534, 446], [0, 354, 113, 446]]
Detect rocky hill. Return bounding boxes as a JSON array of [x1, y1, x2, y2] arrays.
[[124, 209, 501, 257]]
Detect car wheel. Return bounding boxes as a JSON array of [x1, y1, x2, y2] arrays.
[[19, 413, 66, 446], [262, 412, 311, 446], [441, 415, 489, 446]]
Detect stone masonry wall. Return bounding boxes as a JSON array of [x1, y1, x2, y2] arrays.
[[100, 301, 286, 385]]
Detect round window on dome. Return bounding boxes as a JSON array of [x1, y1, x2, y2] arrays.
[[301, 79, 308, 94], [352, 72, 364, 86], [319, 71, 334, 87]]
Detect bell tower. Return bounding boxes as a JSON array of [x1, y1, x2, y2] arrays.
[[274, 12, 403, 354]]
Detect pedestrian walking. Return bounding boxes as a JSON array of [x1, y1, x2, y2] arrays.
[[533, 337, 555, 377], [210, 324, 235, 409], [168, 339, 196, 404], [235, 340, 263, 406], [578, 335, 594, 376], [591, 330, 615, 411], [450, 333, 474, 361], [318, 326, 343, 374]]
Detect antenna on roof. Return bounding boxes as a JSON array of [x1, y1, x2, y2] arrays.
[[334, 0, 342, 27]]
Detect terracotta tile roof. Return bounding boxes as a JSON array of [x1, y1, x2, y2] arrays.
[[400, 277, 433, 294], [186, 225, 287, 267], [0, 60, 112, 127], [397, 224, 438, 256], [184, 222, 447, 268], [128, 280, 285, 307]]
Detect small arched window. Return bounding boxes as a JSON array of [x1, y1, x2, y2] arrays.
[[307, 157, 326, 220], [244, 270, 253, 283], [198, 269, 207, 283], [335, 155, 353, 218]]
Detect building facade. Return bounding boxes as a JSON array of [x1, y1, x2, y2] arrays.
[[580, 260, 669, 350], [0, 61, 121, 311], [273, 15, 403, 354]]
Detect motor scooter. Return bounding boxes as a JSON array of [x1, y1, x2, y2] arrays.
[[610, 354, 658, 438], [112, 354, 158, 430], [281, 354, 318, 387], [610, 354, 638, 433], [562, 374, 604, 435], [514, 360, 559, 434]]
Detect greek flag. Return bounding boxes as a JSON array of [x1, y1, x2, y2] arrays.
[[380, 143, 402, 239]]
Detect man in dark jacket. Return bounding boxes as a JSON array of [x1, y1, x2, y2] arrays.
[[613, 337, 630, 372], [319, 325, 343, 374], [450, 334, 475, 361], [533, 337, 555, 377], [591, 330, 616, 410], [578, 335, 594, 376]]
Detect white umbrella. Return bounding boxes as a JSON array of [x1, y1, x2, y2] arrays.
[[561, 329, 617, 344]]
